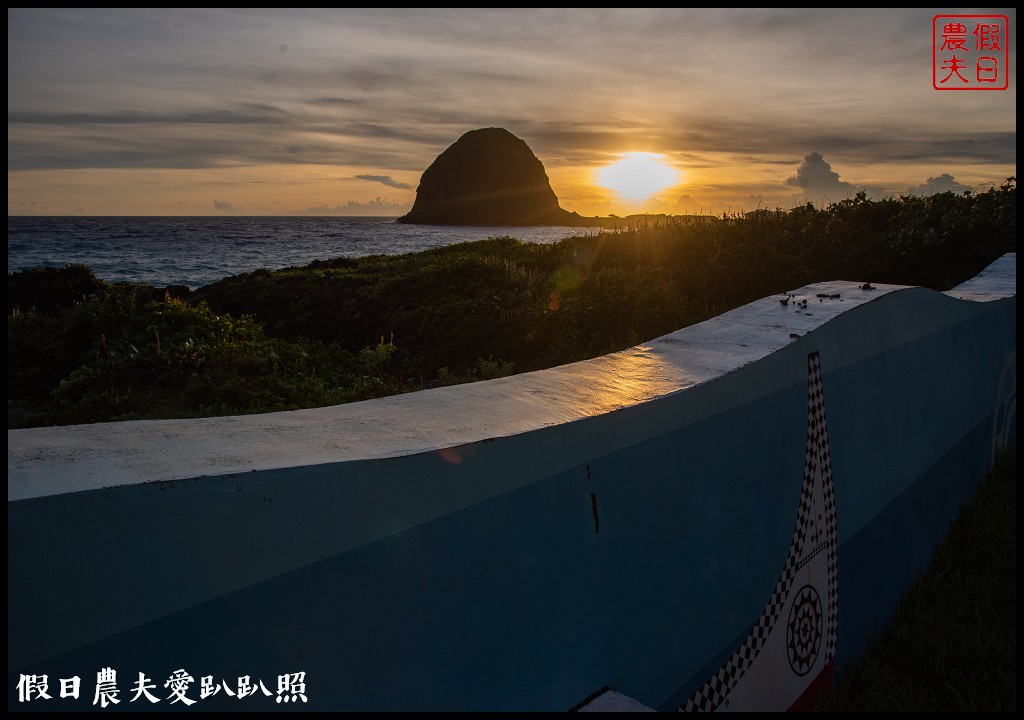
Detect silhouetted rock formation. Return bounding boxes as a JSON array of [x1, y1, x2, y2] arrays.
[[398, 127, 586, 226]]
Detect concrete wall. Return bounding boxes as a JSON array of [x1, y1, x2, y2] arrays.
[[8, 254, 1015, 711]]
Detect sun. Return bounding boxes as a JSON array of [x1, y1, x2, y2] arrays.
[[596, 152, 680, 201]]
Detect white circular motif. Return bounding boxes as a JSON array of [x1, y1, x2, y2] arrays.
[[787, 585, 822, 676]]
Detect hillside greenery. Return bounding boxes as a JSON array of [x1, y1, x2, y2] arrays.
[[8, 179, 1016, 428]]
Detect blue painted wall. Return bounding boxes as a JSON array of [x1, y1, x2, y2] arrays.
[[8, 262, 1015, 711]]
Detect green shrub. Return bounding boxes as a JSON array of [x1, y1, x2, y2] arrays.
[[8, 179, 1015, 427]]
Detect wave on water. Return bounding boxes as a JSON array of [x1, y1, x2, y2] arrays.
[[7, 216, 599, 289]]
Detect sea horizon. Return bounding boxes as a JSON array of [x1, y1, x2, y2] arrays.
[[7, 215, 598, 290]]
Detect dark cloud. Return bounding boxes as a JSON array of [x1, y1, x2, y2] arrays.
[[9, 131, 256, 171], [905, 174, 973, 196], [675, 194, 702, 212], [213, 198, 241, 213], [345, 64, 416, 93], [341, 122, 461, 147], [305, 96, 361, 107], [785, 152, 856, 201], [355, 174, 412, 190], [17, 200, 52, 214], [7, 123, 432, 172], [295, 197, 411, 215], [913, 135, 1017, 164], [8, 106, 289, 125], [521, 123, 649, 157], [664, 119, 1016, 167]]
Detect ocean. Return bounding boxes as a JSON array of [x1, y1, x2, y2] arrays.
[[7, 216, 597, 290]]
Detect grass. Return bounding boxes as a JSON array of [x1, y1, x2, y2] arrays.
[[818, 448, 1017, 711]]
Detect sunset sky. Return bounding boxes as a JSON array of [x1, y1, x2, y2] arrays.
[[7, 8, 1017, 218]]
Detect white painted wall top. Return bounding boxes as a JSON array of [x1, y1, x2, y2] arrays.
[[946, 252, 1016, 301], [8, 254, 1016, 502]]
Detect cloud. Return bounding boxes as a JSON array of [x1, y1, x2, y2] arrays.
[[7, 106, 289, 125], [905, 173, 972, 196], [355, 174, 412, 190], [213, 198, 241, 213], [6, 9, 1016, 214], [13, 200, 52, 215], [743, 194, 766, 210], [295, 197, 411, 215], [674, 194, 703, 213], [305, 96, 361, 107], [785, 152, 856, 202]]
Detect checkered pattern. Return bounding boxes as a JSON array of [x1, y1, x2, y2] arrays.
[[680, 352, 838, 712], [807, 353, 839, 659]]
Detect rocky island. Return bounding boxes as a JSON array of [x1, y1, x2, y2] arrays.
[[398, 127, 588, 226]]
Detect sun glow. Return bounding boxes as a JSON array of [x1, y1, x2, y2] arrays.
[[596, 152, 680, 201]]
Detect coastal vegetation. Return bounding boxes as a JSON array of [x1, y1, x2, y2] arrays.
[[7, 178, 1016, 429]]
